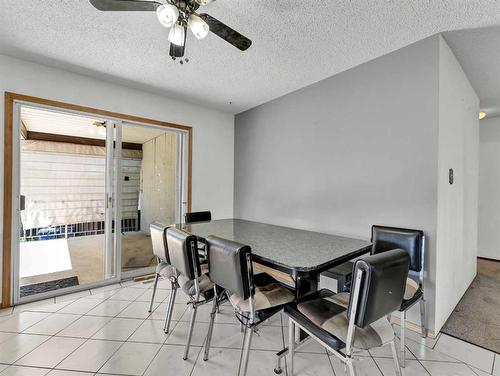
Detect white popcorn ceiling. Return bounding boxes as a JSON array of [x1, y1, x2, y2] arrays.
[[1, 0, 500, 114]]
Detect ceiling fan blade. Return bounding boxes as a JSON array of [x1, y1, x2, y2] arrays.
[[89, 0, 161, 11], [199, 14, 252, 51]]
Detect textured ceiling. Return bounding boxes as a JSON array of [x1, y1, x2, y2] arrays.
[[444, 26, 500, 119], [1, 1, 500, 114]]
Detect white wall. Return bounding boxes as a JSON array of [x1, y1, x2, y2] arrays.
[[433, 36, 479, 331], [478, 117, 500, 260], [0, 54, 235, 303], [235, 36, 441, 332]]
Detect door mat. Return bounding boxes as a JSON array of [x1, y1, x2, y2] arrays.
[[20, 276, 80, 298]]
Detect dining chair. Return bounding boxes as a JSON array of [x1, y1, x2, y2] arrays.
[[371, 225, 426, 366], [166, 227, 215, 360], [148, 223, 178, 329], [203, 235, 295, 376], [184, 211, 212, 223], [285, 249, 409, 376]]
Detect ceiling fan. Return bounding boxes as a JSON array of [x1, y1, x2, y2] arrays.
[[89, 0, 252, 63]]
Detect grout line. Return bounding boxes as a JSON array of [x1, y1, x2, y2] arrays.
[[492, 354, 496, 375]]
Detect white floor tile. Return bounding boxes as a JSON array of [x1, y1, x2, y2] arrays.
[[148, 303, 187, 321], [393, 324, 440, 349], [56, 339, 123, 372], [54, 291, 91, 303], [128, 319, 173, 343], [99, 342, 161, 375], [108, 287, 147, 301], [117, 301, 157, 319], [91, 317, 144, 341], [494, 354, 500, 376], [374, 358, 428, 376], [135, 288, 170, 303], [283, 330, 328, 354], [144, 344, 199, 376], [156, 279, 173, 290], [434, 334, 495, 373], [46, 370, 93, 376], [0, 334, 50, 363], [194, 304, 239, 325], [90, 283, 122, 294], [0, 308, 14, 317], [0, 365, 50, 375], [284, 351, 335, 376], [164, 320, 209, 347], [205, 323, 244, 349], [0, 365, 7, 373], [13, 299, 57, 313], [405, 338, 460, 363], [0, 312, 51, 333], [23, 314, 80, 335], [15, 336, 85, 368], [57, 315, 112, 338], [470, 365, 494, 376], [128, 280, 155, 289], [86, 300, 131, 317], [0, 332, 17, 345], [369, 339, 416, 360], [251, 325, 284, 351], [330, 355, 383, 376], [421, 361, 479, 376], [191, 347, 241, 376], [57, 298, 105, 315]]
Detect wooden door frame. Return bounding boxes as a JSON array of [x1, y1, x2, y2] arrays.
[[2, 92, 193, 308]]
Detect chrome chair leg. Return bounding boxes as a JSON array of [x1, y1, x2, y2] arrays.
[[163, 283, 177, 333], [239, 326, 254, 376], [400, 310, 406, 368], [420, 295, 426, 338], [390, 340, 402, 376], [203, 294, 218, 361], [183, 303, 198, 360], [288, 318, 295, 376], [148, 273, 159, 313]]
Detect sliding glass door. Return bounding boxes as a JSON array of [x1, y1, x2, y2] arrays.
[[11, 102, 189, 304]]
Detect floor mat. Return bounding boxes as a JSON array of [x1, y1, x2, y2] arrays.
[[20, 276, 80, 298], [441, 259, 500, 353]]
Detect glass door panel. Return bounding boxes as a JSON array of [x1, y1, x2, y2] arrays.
[[15, 105, 119, 302], [119, 123, 180, 276]]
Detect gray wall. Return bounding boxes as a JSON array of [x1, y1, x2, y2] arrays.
[[235, 36, 440, 331]]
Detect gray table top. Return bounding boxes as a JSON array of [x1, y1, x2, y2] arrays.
[[174, 219, 371, 273]]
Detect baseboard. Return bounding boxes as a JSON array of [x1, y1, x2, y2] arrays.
[[478, 256, 500, 263], [390, 315, 436, 339]]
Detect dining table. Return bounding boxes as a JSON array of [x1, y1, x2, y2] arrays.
[[174, 218, 372, 373]]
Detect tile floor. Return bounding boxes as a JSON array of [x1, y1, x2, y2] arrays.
[[0, 278, 498, 376]]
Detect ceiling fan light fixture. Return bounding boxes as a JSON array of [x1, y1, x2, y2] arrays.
[[156, 4, 179, 28], [188, 14, 209, 40], [168, 23, 186, 46]]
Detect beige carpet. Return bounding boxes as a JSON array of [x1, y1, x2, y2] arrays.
[[441, 259, 500, 353], [20, 232, 155, 287]]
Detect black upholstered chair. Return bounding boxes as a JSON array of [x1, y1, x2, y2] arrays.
[[203, 236, 295, 376], [285, 249, 409, 376], [149, 223, 178, 333], [166, 227, 215, 360], [371, 225, 426, 366], [184, 211, 212, 223]]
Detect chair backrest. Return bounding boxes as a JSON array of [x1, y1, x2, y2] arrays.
[[371, 225, 424, 272], [150, 223, 169, 263], [348, 249, 409, 328], [185, 211, 212, 224], [166, 227, 200, 280], [206, 235, 253, 300]]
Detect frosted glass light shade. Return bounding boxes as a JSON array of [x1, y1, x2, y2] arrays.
[[156, 4, 179, 28], [168, 23, 186, 46], [188, 14, 209, 40]]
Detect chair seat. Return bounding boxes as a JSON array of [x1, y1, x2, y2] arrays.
[[229, 273, 294, 313], [285, 289, 395, 351], [156, 261, 178, 279], [178, 265, 214, 298], [400, 277, 423, 311]]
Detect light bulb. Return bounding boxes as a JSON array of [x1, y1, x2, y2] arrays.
[[479, 111, 486, 120], [156, 4, 179, 28], [188, 14, 209, 40], [168, 23, 186, 46]]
